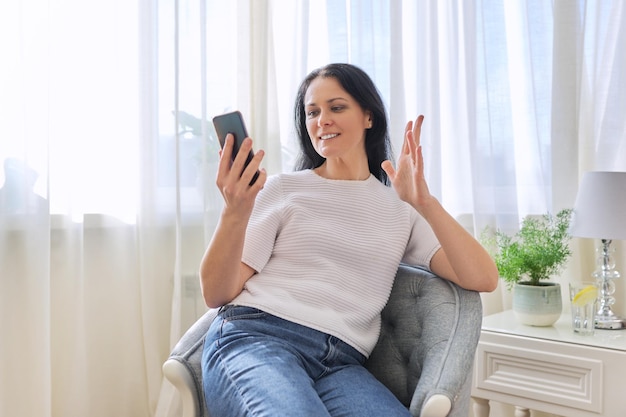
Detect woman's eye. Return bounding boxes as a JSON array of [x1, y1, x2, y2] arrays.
[[306, 110, 319, 118]]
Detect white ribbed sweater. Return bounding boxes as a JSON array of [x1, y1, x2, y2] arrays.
[[234, 170, 440, 356]]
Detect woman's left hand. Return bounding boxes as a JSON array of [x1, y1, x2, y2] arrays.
[[383, 116, 500, 292], [382, 115, 435, 215]]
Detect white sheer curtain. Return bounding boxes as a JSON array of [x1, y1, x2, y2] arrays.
[[1, 1, 172, 416], [2, 1, 625, 416]]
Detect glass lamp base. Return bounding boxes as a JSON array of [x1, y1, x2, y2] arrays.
[[593, 239, 625, 330], [595, 316, 626, 330]]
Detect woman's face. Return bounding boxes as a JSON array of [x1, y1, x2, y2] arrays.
[[303, 76, 371, 164]]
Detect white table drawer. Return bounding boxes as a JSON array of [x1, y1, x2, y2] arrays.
[[472, 311, 626, 417]]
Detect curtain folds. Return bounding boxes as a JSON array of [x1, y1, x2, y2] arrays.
[[1, 1, 625, 416]]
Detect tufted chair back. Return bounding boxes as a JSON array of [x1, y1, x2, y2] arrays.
[[163, 264, 483, 417]]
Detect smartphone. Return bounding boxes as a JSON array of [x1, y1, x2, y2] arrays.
[[212, 111, 259, 185]]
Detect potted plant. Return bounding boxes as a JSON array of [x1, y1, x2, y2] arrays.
[[174, 110, 221, 165], [174, 110, 222, 206], [482, 209, 573, 326]]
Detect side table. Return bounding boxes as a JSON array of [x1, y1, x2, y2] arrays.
[[471, 310, 626, 417]]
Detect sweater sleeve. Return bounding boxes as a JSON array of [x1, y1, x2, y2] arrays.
[[241, 175, 284, 272], [401, 210, 441, 269]]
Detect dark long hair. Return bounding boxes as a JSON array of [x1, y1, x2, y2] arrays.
[[293, 63, 393, 185]]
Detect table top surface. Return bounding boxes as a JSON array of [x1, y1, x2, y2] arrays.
[[482, 310, 626, 351]]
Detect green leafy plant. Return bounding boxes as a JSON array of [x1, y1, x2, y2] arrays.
[[481, 209, 573, 288], [174, 110, 220, 164]]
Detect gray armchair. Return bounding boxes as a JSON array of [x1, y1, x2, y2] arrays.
[[162, 264, 483, 417]]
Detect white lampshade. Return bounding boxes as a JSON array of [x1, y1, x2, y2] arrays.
[[569, 171, 626, 240]]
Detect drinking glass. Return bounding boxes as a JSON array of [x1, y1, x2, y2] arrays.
[[569, 283, 597, 336]]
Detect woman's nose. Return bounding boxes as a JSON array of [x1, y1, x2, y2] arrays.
[[317, 110, 332, 127]]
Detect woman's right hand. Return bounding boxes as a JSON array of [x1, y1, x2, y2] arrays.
[[216, 134, 267, 218], [200, 134, 266, 308]]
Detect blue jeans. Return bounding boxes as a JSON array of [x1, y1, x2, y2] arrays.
[[202, 306, 411, 417]]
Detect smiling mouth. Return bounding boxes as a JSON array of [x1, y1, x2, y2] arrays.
[[320, 133, 338, 140]]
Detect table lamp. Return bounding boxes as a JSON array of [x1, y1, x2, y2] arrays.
[[569, 171, 626, 329]]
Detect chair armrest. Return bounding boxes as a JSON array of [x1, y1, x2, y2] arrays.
[[366, 264, 482, 417], [413, 274, 482, 417], [162, 308, 219, 417], [162, 358, 201, 417]]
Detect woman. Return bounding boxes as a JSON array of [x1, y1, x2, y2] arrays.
[[200, 63, 498, 416]]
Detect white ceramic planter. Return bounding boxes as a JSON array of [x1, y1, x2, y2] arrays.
[[512, 282, 562, 326]]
